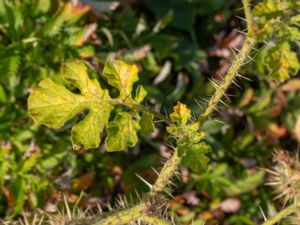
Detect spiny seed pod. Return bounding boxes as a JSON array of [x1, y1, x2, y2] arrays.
[[266, 150, 300, 206]]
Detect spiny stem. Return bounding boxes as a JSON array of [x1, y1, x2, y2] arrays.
[[95, 203, 146, 225], [131, 103, 172, 125], [198, 0, 255, 123], [261, 205, 295, 225], [242, 0, 254, 32], [95, 202, 172, 225], [198, 37, 256, 124], [150, 149, 180, 195], [137, 215, 172, 225]]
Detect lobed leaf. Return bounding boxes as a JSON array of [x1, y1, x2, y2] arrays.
[[167, 102, 210, 173], [28, 60, 149, 151], [28, 60, 113, 150], [181, 142, 211, 173], [264, 42, 299, 82], [170, 102, 191, 125], [105, 112, 140, 152], [103, 60, 139, 99]]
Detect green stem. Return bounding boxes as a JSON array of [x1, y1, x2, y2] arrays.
[[94, 202, 172, 225], [242, 0, 254, 32], [95, 203, 146, 225], [198, 37, 256, 124], [131, 103, 172, 125], [261, 205, 295, 225], [137, 215, 172, 225], [150, 148, 181, 195]]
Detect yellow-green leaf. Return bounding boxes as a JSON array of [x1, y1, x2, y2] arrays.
[[170, 102, 191, 125], [134, 85, 147, 103], [103, 60, 139, 99], [28, 60, 113, 150], [264, 42, 300, 82], [140, 112, 155, 135], [253, 2, 283, 18], [28, 60, 147, 151], [181, 142, 211, 173], [105, 112, 141, 152]]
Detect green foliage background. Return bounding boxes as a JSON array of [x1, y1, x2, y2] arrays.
[[0, 0, 299, 224]]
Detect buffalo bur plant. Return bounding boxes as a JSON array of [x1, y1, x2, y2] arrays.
[[24, 0, 300, 224]]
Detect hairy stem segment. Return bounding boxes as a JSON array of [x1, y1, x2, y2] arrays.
[[261, 205, 296, 225], [198, 37, 256, 124], [95, 203, 145, 225], [150, 149, 181, 195], [242, 0, 254, 31], [94, 202, 172, 225]]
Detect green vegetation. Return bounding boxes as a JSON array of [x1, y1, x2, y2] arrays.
[[0, 0, 300, 224]]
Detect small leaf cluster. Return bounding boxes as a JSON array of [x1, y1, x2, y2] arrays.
[[252, 0, 300, 81], [28, 60, 155, 152], [167, 102, 211, 173]]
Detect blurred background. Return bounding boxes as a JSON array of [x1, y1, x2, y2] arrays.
[[0, 0, 299, 224]]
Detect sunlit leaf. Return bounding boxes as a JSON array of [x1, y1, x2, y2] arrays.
[[253, 2, 283, 18], [170, 102, 191, 125], [28, 60, 113, 150], [105, 112, 141, 152], [264, 42, 299, 82], [134, 85, 147, 103], [103, 60, 139, 99], [29, 60, 147, 151]]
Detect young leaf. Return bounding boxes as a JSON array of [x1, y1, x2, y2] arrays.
[[252, 2, 283, 19], [134, 85, 147, 103], [105, 112, 141, 152], [139, 112, 155, 135], [181, 142, 211, 173], [28, 60, 113, 150], [103, 60, 139, 99], [170, 102, 191, 125], [264, 42, 299, 82]]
